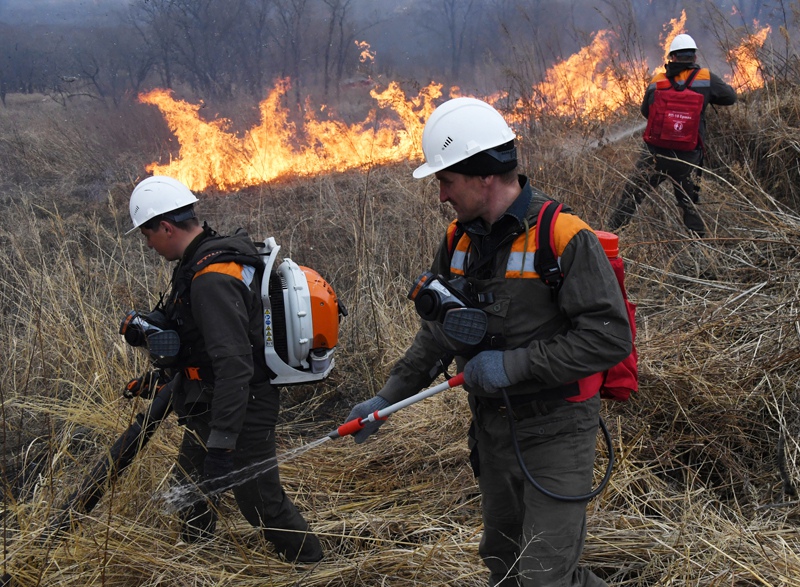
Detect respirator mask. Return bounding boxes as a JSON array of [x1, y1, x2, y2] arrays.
[[119, 309, 181, 365], [407, 272, 487, 352]]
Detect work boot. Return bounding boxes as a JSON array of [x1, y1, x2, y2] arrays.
[[682, 207, 706, 237], [270, 529, 324, 563], [264, 514, 324, 563], [288, 532, 324, 563], [179, 500, 218, 542], [607, 195, 637, 232]]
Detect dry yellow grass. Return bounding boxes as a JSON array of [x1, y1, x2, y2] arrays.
[[2, 82, 800, 585]]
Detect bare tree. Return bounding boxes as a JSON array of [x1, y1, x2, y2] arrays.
[[271, 0, 312, 105], [0, 24, 67, 97], [81, 27, 155, 104], [232, 0, 280, 98], [130, 0, 178, 89], [417, 0, 478, 79], [131, 0, 249, 99], [322, 0, 354, 99]]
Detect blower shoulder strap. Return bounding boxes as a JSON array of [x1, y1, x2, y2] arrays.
[[534, 199, 564, 297], [171, 246, 263, 313], [189, 249, 262, 276]]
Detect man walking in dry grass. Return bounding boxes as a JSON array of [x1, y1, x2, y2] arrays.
[[347, 98, 631, 586], [607, 33, 737, 237], [125, 176, 323, 562]]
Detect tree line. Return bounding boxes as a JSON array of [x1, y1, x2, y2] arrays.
[[0, 0, 786, 108]]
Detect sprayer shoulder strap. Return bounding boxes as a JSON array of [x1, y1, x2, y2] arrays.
[[534, 200, 564, 295], [446, 204, 565, 289], [446, 221, 464, 258], [668, 66, 700, 91]]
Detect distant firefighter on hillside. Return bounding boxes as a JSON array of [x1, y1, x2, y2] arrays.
[[607, 33, 737, 237]]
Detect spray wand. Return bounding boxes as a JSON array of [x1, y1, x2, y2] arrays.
[[328, 373, 465, 439], [156, 373, 466, 513]]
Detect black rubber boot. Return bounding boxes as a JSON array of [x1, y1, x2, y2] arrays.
[[264, 518, 324, 563], [607, 194, 638, 232], [682, 206, 706, 237], [179, 499, 217, 543]]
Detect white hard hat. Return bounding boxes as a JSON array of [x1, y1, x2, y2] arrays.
[[669, 34, 697, 54], [127, 176, 198, 234], [412, 97, 517, 179]]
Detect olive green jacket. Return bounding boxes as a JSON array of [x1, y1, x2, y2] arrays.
[[379, 176, 632, 403]]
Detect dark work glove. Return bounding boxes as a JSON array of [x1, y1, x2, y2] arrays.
[[201, 447, 235, 496], [123, 370, 166, 399], [463, 350, 512, 393], [345, 395, 391, 444]]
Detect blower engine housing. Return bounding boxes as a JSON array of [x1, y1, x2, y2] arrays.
[[258, 237, 343, 385]]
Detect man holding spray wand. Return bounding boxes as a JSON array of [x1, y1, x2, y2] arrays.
[[346, 98, 631, 586]]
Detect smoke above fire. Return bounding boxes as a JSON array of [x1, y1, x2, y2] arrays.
[[141, 17, 771, 192]]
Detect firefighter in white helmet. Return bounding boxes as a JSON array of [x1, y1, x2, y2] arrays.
[[124, 176, 323, 562], [346, 98, 632, 586], [607, 33, 737, 237], [669, 33, 698, 53]]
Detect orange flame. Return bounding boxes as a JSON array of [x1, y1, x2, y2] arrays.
[[140, 18, 772, 192], [662, 10, 688, 62], [726, 25, 771, 91], [140, 80, 441, 191], [356, 40, 376, 64], [528, 29, 647, 120]]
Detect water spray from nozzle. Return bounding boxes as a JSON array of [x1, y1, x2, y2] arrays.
[[158, 374, 465, 512]]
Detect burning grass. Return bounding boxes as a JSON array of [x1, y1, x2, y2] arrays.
[[3, 80, 800, 585]]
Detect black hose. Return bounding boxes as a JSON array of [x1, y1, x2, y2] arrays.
[[502, 389, 615, 502]]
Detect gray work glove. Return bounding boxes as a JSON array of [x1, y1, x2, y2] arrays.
[[463, 350, 512, 393], [345, 395, 391, 444]]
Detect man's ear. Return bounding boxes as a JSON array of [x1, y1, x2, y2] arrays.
[[160, 220, 175, 235]]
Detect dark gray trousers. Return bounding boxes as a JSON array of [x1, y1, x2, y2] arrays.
[[174, 384, 321, 560], [473, 393, 607, 587], [608, 146, 705, 235]]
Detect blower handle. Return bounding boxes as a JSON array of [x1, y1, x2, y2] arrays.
[[330, 373, 465, 439]]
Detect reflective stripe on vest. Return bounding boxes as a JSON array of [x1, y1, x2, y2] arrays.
[[447, 213, 591, 278], [193, 262, 256, 287], [446, 212, 599, 403], [647, 67, 711, 92]]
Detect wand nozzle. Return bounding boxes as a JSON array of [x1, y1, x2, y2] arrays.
[[328, 373, 465, 440]]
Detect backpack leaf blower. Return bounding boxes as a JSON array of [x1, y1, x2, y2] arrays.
[[258, 237, 347, 386]]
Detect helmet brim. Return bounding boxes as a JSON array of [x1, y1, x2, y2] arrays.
[[412, 161, 438, 179]]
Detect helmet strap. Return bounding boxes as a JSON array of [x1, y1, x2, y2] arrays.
[[164, 207, 197, 223]]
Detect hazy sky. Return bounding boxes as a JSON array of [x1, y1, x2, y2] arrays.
[[0, 0, 130, 25]]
